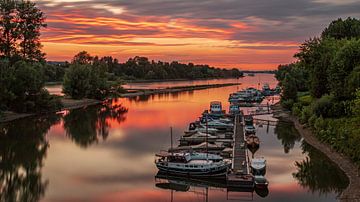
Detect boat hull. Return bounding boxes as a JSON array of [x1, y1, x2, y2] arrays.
[[251, 167, 266, 176], [156, 163, 228, 178]]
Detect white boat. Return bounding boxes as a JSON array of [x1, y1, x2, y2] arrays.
[[155, 152, 230, 177], [200, 119, 234, 129], [180, 132, 218, 145], [209, 101, 224, 114], [250, 157, 266, 176], [187, 123, 219, 134]]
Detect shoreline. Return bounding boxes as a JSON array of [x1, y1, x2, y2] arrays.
[[0, 83, 240, 123], [272, 104, 360, 202]]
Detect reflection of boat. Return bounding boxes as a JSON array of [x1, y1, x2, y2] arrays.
[[155, 182, 190, 192], [254, 175, 269, 189], [155, 152, 230, 177], [255, 186, 269, 198], [250, 157, 266, 176], [155, 171, 228, 189], [246, 135, 260, 148]]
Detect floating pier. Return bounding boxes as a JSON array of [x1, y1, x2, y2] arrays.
[[227, 113, 254, 189]]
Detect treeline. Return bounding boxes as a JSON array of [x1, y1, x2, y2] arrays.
[[276, 17, 360, 165], [0, 0, 243, 116], [45, 55, 243, 82]]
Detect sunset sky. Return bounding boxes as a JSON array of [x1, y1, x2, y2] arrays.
[[37, 0, 360, 70]]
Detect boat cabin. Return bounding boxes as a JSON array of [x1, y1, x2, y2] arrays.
[[210, 101, 222, 113]]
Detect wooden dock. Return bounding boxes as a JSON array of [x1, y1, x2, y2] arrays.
[[227, 113, 254, 189]]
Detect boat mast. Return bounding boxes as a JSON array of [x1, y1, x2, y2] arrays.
[[170, 127, 173, 155], [206, 113, 208, 160]]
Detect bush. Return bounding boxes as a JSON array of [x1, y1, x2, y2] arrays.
[[292, 102, 303, 117], [298, 95, 312, 106], [300, 106, 312, 124], [281, 99, 295, 110], [63, 64, 91, 99], [308, 114, 317, 128]]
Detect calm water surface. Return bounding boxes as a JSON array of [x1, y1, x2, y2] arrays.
[[0, 74, 348, 202]]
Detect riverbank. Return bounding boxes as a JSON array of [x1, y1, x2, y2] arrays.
[[272, 104, 360, 202], [0, 98, 102, 123], [1, 83, 240, 123]]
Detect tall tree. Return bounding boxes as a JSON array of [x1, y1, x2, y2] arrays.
[[16, 0, 46, 62], [0, 0, 18, 58]]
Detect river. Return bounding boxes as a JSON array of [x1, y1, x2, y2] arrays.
[[0, 74, 348, 202]]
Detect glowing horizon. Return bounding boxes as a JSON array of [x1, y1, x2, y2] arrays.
[[37, 0, 360, 70]]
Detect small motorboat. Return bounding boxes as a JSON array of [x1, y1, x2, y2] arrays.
[[250, 157, 266, 176], [187, 122, 219, 134], [180, 132, 218, 145]]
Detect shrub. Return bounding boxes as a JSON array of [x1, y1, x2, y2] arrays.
[[281, 99, 295, 110], [300, 106, 312, 124], [298, 95, 312, 106], [292, 102, 303, 117]]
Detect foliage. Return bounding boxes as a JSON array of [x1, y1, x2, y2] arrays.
[[0, 59, 61, 112], [62, 52, 111, 100], [322, 17, 360, 40], [328, 39, 360, 100], [281, 73, 298, 101], [0, 0, 46, 62], [351, 89, 360, 116]]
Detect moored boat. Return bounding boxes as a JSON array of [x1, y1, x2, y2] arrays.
[[155, 152, 230, 177], [250, 157, 266, 176]]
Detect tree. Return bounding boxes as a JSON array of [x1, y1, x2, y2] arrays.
[[63, 52, 110, 100], [0, 0, 46, 62], [328, 39, 360, 100], [62, 63, 91, 99], [16, 0, 46, 62], [322, 17, 360, 40], [0, 0, 18, 58], [281, 73, 298, 101], [72, 51, 93, 65]]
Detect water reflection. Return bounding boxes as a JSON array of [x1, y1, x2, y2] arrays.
[[274, 121, 302, 154], [0, 115, 60, 202], [293, 141, 349, 196], [63, 100, 128, 148], [127, 91, 194, 103]]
